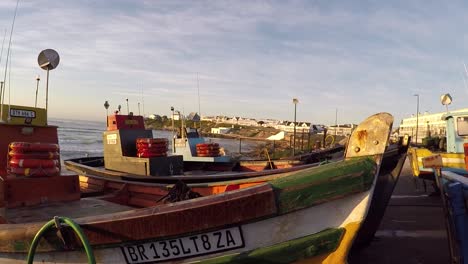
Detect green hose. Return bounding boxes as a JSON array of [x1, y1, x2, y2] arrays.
[[26, 216, 95, 264]]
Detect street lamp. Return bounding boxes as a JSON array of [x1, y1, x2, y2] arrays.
[[126, 98, 129, 115], [414, 94, 419, 145], [171, 106, 175, 137], [35, 75, 40, 107], [292, 98, 299, 156], [104, 100, 110, 127]]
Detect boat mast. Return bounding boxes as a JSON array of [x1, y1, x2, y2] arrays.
[[0, 0, 20, 122]]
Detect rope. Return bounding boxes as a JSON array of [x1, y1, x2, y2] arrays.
[[26, 216, 95, 264], [264, 148, 273, 169], [324, 135, 335, 148]]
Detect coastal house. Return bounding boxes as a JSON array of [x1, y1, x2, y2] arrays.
[[276, 121, 311, 133], [201, 116, 216, 122], [187, 112, 200, 122], [327, 124, 356, 136]]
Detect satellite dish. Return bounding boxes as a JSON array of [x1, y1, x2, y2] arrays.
[[440, 93, 452, 106], [37, 49, 60, 70]]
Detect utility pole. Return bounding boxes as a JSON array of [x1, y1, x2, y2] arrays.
[[335, 108, 338, 136], [414, 94, 419, 145], [35, 75, 40, 107], [292, 98, 299, 156]]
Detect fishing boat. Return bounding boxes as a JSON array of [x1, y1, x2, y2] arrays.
[[421, 154, 468, 264], [64, 111, 343, 181], [0, 67, 396, 264], [408, 110, 468, 182], [414, 100, 468, 263]]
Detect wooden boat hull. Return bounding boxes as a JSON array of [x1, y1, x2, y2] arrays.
[[408, 147, 467, 180], [0, 157, 379, 264], [0, 112, 394, 264]]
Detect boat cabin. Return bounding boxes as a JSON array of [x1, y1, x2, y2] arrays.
[[442, 111, 468, 153], [103, 113, 184, 176]]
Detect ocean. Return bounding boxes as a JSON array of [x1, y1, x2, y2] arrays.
[[49, 119, 261, 161]]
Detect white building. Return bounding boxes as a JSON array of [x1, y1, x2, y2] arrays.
[[211, 127, 231, 134], [327, 124, 356, 136], [399, 108, 468, 143]]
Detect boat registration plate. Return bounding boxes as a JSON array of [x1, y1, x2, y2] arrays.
[[121, 226, 244, 263]]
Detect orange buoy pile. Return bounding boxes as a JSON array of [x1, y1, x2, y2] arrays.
[[136, 138, 168, 158], [8, 142, 60, 177], [196, 143, 220, 157]]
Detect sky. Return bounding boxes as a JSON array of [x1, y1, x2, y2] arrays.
[[0, 0, 467, 126]]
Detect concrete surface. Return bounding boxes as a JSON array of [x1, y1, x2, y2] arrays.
[[349, 158, 450, 264]]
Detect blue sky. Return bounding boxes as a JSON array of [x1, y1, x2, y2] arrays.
[[0, 0, 467, 126]]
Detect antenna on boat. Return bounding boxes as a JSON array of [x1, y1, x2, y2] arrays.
[[0, 0, 20, 122], [38, 49, 60, 125]]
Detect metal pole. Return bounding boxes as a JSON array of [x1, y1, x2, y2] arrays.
[[293, 102, 297, 156], [197, 73, 202, 133], [171, 107, 175, 153], [138, 102, 141, 115], [35, 75, 40, 108], [335, 108, 338, 136], [45, 68, 50, 125], [126, 98, 129, 115], [301, 128, 304, 151], [415, 94, 419, 145]]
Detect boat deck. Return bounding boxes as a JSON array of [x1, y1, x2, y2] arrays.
[[5, 198, 133, 224]]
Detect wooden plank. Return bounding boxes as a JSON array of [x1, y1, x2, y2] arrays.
[[79, 184, 277, 246], [271, 157, 376, 214], [0, 184, 277, 252]]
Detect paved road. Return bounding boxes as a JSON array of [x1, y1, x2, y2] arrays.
[[349, 158, 450, 264]]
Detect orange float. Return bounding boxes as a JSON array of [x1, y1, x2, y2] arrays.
[[9, 158, 59, 168], [196, 143, 221, 157], [136, 138, 168, 158], [196, 143, 219, 151], [9, 142, 59, 153], [137, 150, 168, 158], [9, 167, 60, 177], [7, 141, 61, 177], [8, 151, 60, 160]]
